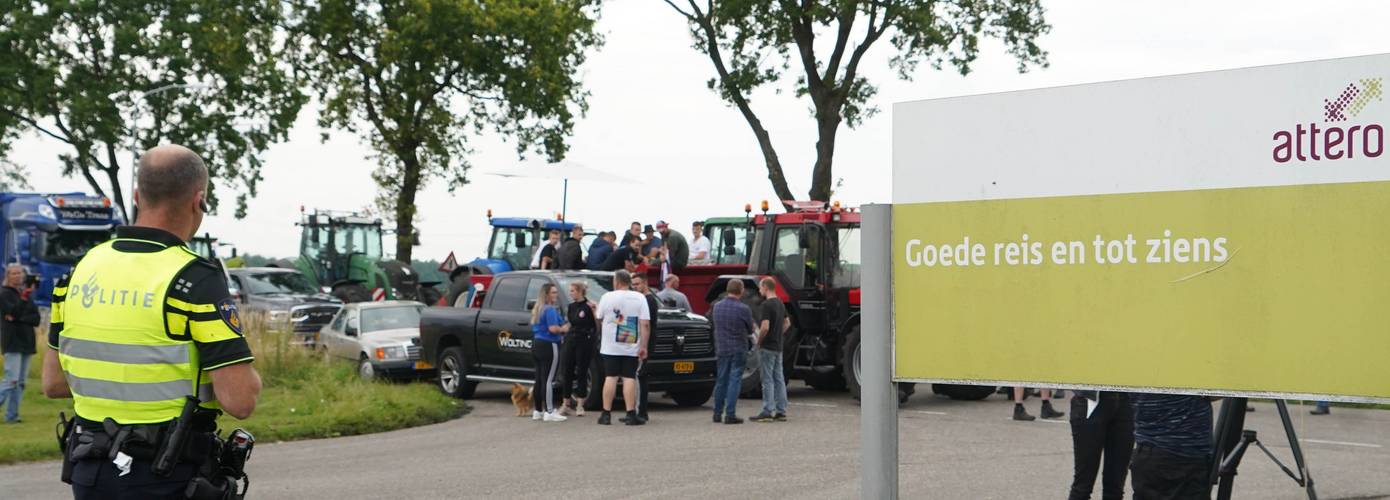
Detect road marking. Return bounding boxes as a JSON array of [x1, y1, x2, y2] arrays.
[[790, 402, 838, 408], [910, 410, 948, 416], [1301, 438, 1382, 448]]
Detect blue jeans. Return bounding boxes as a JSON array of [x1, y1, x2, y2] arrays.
[[758, 349, 787, 415], [1, 352, 33, 422], [712, 351, 746, 418]]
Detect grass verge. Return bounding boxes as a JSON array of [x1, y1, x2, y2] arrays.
[[0, 320, 463, 465]]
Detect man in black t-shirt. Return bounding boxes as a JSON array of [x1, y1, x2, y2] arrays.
[[600, 238, 643, 272], [751, 278, 790, 422], [537, 229, 561, 269]]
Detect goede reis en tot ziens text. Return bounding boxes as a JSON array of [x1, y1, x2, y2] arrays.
[[903, 231, 1230, 268]]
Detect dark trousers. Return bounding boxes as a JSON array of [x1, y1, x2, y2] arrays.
[[532, 340, 559, 413], [1068, 393, 1135, 500], [637, 359, 649, 418], [559, 332, 594, 400], [71, 458, 196, 500], [1130, 444, 1211, 500]]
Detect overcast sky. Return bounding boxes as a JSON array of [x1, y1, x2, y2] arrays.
[[12, 0, 1390, 262]]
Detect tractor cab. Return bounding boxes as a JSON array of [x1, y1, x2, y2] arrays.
[[475, 214, 582, 274], [444, 213, 585, 308], [295, 209, 394, 302], [747, 200, 862, 329]]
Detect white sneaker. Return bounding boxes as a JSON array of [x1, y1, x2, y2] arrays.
[[532, 411, 543, 421], [543, 411, 568, 422]]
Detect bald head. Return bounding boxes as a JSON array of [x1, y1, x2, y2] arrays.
[[137, 144, 208, 209]]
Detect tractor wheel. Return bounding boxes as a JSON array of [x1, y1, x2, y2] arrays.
[[331, 283, 372, 303], [739, 348, 763, 399], [931, 384, 997, 401], [418, 285, 443, 306], [843, 326, 914, 403]]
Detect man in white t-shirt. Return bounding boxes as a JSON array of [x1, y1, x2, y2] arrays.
[[689, 221, 711, 265], [595, 270, 651, 426]]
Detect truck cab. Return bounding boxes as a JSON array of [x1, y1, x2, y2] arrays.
[[0, 193, 121, 308]]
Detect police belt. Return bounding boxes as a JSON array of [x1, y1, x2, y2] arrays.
[[68, 416, 216, 466]]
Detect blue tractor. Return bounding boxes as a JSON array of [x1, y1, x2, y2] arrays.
[[443, 214, 587, 306], [0, 193, 123, 308]]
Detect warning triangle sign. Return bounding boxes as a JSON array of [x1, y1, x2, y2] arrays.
[[438, 251, 459, 273]]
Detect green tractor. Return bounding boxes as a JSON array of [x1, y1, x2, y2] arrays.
[[291, 209, 441, 304]]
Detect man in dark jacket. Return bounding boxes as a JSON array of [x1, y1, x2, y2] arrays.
[[631, 274, 661, 423], [556, 224, 585, 270], [0, 264, 41, 423], [586, 232, 616, 270]]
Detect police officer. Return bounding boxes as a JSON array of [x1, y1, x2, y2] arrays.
[[41, 144, 262, 499]]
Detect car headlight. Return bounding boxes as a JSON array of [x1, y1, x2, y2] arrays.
[[375, 346, 407, 360], [268, 310, 289, 322], [290, 309, 310, 323]]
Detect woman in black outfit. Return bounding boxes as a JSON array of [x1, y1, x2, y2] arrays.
[[559, 281, 597, 416]]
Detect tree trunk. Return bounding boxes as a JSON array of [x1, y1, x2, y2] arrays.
[[807, 105, 842, 202], [393, 154, 422, 264]]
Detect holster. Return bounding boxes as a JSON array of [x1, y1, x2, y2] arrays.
[[57, 415, 216, 484]]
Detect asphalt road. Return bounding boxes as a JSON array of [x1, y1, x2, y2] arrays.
[[4, 383, 1389, 499]]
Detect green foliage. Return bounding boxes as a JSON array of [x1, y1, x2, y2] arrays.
[[0, 325, 463, 465], [289, 0, 603, 263], [664, 0, 1050, 201], [0, 0, 306, 219]]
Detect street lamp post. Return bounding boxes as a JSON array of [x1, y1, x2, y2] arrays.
[[109, 83, 211, 219]]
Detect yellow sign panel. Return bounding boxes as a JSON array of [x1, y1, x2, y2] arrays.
[[892, 181, 1390, 402]]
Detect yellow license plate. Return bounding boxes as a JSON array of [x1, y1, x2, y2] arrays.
[[673, 361, 694, 374], [415, 361, 434, 370]]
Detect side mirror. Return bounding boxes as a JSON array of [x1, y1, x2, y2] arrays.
[[723, 246, 737, 256], [345, 319, 359, 336], [721, 229, 736, 247], [514, 232, 529, 249], [798, 227, 810, 249]]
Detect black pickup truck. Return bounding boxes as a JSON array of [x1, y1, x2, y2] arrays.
[[420, 270, 717, 410]]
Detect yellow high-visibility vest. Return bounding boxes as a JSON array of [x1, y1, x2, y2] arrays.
[[55, 238, 221, 424]]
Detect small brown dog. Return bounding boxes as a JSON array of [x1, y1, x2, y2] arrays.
[[510, 383, 534, 417]]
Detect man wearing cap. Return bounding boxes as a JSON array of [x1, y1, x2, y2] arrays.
[[657, 221, 689, 273]]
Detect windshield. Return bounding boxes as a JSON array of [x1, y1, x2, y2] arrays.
[[558, 276, 614, 304], [41, 229, 113, 264], [489, 227, 535, 271], [300, 225, 330, 262], [361, 305, 422, 333], [188, 239, 214, 259], [833, 227, 861, 288], [333, 223, 383, 260], [708, 224, 752, 265], [240, 272, 319, 296]]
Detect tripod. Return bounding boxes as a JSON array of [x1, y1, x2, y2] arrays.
[[1210, 398, 1317, 500]]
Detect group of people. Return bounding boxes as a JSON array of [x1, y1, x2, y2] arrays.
[[522, 271, 792, 427], [533, 220, 714, 279]]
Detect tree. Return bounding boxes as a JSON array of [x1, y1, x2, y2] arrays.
[[290, 0, 601, 263], [0, 0, 306, 220], [664, 0, 1049, 203]]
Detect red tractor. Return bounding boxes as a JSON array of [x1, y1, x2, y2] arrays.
[[663, 201, 995, 403]]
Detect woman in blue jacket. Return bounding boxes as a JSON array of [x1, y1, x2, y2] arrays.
[[531, 283, 570, 422]]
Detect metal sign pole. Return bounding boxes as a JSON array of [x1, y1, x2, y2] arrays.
[[861, 203, 898, 499]]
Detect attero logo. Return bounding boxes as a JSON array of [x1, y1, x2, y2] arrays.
[[496, 331, 532, 351], [1272, 78, 1384, 163]]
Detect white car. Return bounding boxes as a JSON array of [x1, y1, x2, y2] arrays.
[[319, 301, 429, 381]]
